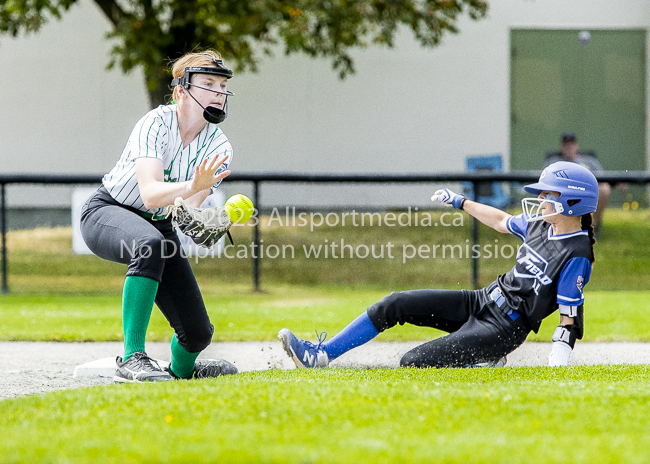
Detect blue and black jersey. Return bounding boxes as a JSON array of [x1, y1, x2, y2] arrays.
[[493, 213, 593, 334]]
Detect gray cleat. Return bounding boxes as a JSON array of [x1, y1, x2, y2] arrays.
[[114, 352, 173, 383], [193, 359, 238, 378]]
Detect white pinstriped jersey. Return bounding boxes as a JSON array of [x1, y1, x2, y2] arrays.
[[102, 104, 232, 218]]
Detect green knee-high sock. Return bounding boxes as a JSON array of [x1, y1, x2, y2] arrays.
[[122, 275, 159, 361], [170, 334, 200, 379]]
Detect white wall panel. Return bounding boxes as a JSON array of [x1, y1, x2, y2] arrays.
[[1, 0, 648, 207]]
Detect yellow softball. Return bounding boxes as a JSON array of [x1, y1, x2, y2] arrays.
[[224, 194, 255, 224]]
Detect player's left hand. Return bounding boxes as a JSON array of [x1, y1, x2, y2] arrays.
[[548, 325, 574, 367], [431, 188, 466, 210], [548, 341, 572, 367], [168, 197, 233, 248]]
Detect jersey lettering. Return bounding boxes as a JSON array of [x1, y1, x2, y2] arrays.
[[514, 243, 553, 285], [497, 220, 592, 334]]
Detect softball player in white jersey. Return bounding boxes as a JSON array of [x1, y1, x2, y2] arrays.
[[81, 50, 238, 382], [102, 104, 233, 219]]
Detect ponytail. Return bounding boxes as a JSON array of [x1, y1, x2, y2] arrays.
[[581, 213, 596, 263]]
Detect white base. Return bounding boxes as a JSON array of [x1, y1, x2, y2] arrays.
[[73, 357, 169, 378]]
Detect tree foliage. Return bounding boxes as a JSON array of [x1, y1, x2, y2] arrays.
[[1, 0, 488, 106]]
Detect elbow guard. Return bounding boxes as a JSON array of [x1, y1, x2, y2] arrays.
[[558, 304, 578, 318]]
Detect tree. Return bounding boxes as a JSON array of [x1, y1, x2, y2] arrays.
[[1, 0, 488, 107]]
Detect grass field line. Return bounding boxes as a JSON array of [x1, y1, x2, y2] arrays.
[[3, 340, 650, 401]]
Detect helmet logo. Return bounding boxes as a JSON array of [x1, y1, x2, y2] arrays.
[[567, 185, 586, 191], [554, 170, 570, 179]]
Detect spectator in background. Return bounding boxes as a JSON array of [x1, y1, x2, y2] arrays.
[[545, 131, 610, 236]]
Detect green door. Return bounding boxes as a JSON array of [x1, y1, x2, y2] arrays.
[[510, 29, 646, 195]]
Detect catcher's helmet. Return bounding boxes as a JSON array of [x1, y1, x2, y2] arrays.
[[170, 57, 234, 124], [171, 59, 234, 89], [522, 161, 599, 221]]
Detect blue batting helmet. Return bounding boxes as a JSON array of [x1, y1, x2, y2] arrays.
[[524, 161, 599, 217]]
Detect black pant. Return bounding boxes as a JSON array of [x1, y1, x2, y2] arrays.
[[367, 289, 530, 368], [80, 186, 213, 353]]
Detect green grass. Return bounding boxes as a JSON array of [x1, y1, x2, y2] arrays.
[[2, 210, 649, 463], [2, 366, 650, 463], [2, 288, 650, 342]]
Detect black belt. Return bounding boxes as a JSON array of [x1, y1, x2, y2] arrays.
[[136, 209, 168, 221], [489, 286, 521, 321]]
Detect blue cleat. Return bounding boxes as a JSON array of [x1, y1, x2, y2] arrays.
[[278, 328, 329, 368]]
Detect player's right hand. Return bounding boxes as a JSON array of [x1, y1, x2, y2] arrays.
[[191, 154, 230, 193], [431, 188, 466, 210]]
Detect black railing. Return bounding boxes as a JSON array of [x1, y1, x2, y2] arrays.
[[1, 171, 649, 294]]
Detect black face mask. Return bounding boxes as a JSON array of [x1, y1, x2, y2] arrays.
[[185, 89, 229, 124], [203, 105, 227, 124]]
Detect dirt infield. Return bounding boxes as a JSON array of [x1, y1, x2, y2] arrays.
[[2, 341, 650, 400]]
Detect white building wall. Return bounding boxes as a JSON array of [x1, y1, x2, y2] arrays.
[[1, 0, 649, 208]]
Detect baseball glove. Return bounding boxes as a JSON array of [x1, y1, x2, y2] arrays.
[[168, 197, 233, 249]]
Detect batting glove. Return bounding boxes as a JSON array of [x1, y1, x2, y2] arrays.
[[548, 342, 572, 367], [548, 326, 573, 367], [431, 188, 466, 210]]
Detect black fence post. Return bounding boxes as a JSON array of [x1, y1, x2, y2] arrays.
[[471, 180, 479, 290], [252, 180, 261, 292], [1, 183, 7, 294]]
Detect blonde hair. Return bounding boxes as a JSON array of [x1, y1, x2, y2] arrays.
[[171, 50, 224, 103]]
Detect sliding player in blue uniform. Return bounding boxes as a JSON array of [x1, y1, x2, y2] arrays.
[[279, 161, 598, 368]]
